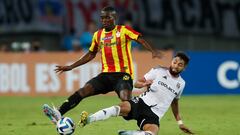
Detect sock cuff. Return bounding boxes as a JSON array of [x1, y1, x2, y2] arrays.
[[114, 106, 120, 116], [145, 131, 154, 135]]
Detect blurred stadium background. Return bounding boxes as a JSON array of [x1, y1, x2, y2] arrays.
[[0, 0, 240, 135]]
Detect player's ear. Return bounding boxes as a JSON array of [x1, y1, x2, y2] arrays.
[[111, 12, 117, 20], [182, 64, 187, 71]]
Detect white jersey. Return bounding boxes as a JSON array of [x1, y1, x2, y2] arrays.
[[140, 66, 185, 120]]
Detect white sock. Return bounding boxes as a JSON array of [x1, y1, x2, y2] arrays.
[[89, 106, 120, 123], [133, 131, 153, 135], [119, 130, 154, 135]]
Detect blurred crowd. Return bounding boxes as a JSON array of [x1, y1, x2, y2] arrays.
[[61, 21, 97, 52], [0, 40, 44, 53], [0, 20, 145, 53], [60, 19, 142, 53]]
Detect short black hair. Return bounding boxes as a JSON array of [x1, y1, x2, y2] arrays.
[[101, 6, 116, 13], [174, 52, 190, 65]]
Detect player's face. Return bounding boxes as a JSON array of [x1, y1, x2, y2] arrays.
[[100, 11, 116, 31], [169, 57, 186, 75]]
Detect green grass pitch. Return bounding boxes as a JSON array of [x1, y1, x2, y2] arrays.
[[0, 95, 240, 135]]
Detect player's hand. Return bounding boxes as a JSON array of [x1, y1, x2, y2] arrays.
[[152, 50, 164, 59], [179, 124, 194, 134], [143, 80, 153, 87], [54, 65, 72, 74]]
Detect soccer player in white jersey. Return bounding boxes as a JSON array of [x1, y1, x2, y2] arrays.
[[79, 52, 194, 135]]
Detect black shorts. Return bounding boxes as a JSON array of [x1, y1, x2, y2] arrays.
[[123, 97, 159, 130], [86, 72, 133, 96]]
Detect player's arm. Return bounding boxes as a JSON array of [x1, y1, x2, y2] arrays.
[[134, 77, 152, 88], [171, 98, 194, 134], [135, 68, 156, 88], [69, 51, 97, 69], [136, 36, 163, 59], [171, 98, 182, 121], [55, 51, 97, 74], [55, 31, 99, 74], [124, 26, 162, 59]]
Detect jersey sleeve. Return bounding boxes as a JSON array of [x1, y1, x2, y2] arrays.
[[124, 26, 141, 40], [176, 82, 185, 99], [144, 68, 157, 81], [89, 31, 99, 52]]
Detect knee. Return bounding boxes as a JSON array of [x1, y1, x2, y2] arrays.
[[120, 96, 130, 101], [143, 124, 159, 135], [77, 84, 94, 97], [119, 90, 132, 101], [119, 101, 131, 116]]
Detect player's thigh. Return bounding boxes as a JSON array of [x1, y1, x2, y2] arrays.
[[136, 99, 159, 130], [116, 73, 133, 91], [115, 74, 133, 100], [83, 73, 111, 95], [122, 97, 140, 120], [77, 83, 95, 97]]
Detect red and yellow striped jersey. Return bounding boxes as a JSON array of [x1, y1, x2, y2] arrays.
[[89, 25, 141, 78]]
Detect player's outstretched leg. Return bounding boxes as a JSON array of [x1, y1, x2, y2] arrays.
[[43, 104, 62, 124], [78, 106, 120, 127], [78, 111, 90, 127]]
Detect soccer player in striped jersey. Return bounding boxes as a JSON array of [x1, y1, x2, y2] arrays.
[[79, 52, 194, 135], [43, 6, 162, 124]]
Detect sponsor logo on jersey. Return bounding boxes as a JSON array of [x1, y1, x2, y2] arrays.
[[158, 81, 178, 96], [100, 41, 117, 47], [102, 36, 113, 40]]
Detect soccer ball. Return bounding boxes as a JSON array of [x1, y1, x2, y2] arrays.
[[56, 117, 75, 135]]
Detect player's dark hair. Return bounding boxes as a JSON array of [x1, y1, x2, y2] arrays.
[[174, 52, 190, 66], [101, 6, 116, 13]]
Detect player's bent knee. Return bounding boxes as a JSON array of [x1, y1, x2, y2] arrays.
[[120, 96, 129, 101], [119, 90, 131, 101], [143, 124, 159, 135], [119, 101, 131, 116], [78, 84, 95, 97]]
